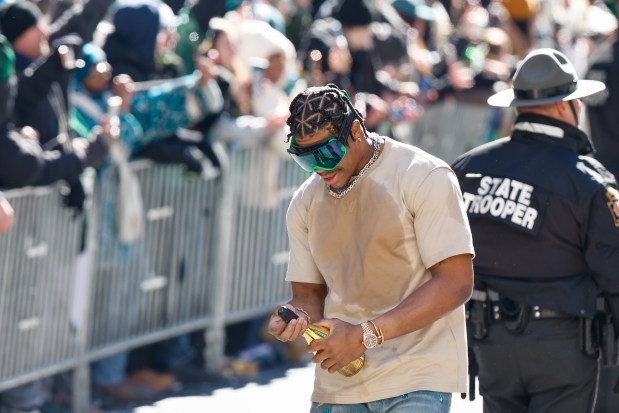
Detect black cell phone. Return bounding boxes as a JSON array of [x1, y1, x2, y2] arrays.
[[277, 306, 299, 324]]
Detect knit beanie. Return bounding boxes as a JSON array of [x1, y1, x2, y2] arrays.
[[226, 0, 244, 12], [75, 42, 107, 82], [0, 0, 43, 44], [333, 0, 373, 27], [391, 0, 435, 22]]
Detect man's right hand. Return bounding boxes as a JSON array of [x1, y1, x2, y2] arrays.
[[267, 305, 308, 342]]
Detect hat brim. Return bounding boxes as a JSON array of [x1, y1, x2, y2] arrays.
[[487, 79, 606, 107]]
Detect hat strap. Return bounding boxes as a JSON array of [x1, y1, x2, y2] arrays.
[[514, 81, 577, 101]]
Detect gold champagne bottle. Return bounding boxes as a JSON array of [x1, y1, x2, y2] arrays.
[[277, 306, 365, 377]]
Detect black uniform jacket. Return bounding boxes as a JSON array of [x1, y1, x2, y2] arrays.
[[452, 113, 619, 325]]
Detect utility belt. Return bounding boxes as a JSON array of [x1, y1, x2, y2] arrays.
[[465, 288, 618, 402], [467, 288, 578, 339]]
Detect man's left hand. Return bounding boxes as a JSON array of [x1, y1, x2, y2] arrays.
[[307, 318, 365, 374]]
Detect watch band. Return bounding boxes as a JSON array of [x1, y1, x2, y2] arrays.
[[361, 321, 374, 335]]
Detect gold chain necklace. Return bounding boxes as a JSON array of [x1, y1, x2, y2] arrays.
[[328, 135, 383, 199]]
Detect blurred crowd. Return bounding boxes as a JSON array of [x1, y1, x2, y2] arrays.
[[0, 0, 618, 411]]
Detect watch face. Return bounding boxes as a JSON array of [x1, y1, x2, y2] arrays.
[[363, 333, 378, 349]]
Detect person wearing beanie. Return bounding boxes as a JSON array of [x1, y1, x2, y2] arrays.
[[0, 34, 113, 191], [0, 0, 43, 44], [1, 0, 114, 217], [0, 0, 48, 60], [2, 0, 114, 145], [74, 41, 108, 84]]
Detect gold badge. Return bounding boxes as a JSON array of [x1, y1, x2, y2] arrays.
[[606, 188, 619, 227]]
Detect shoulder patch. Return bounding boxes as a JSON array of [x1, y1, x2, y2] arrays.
[[606, 187, 619, 227]]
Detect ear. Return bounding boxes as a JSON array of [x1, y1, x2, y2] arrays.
[[351, 119, 363, 140], [555, 101, 569, 116]]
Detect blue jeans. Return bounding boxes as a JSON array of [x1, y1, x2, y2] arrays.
[[310, 391, 451, 413]]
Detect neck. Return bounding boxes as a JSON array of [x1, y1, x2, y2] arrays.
[[513, 113, 594, 155], [353, 136, 375, 175], [329, 136, 383, 198], [517, 106, 578, 128]]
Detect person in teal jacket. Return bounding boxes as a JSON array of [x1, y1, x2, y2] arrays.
[[69, 42, 223, 156]]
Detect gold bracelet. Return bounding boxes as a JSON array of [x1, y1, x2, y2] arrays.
[[368, 319, 384, 344], [294, 307, 311, 324]]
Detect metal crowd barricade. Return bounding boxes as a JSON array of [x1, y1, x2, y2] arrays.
[[87, 160, 222, 354], [223, 145, 309, 318], [394, 100, 501, 164], [0, 144, 308, 411], [0, 185, 83, 392]]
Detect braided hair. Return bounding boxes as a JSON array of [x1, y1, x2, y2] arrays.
[[286, 84, 368, 144]]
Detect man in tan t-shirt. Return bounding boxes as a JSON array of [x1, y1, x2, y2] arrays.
[[268, 83, 475, 413]]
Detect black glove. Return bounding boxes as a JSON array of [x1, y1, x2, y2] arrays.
[[84, 133, 110, 168], [62, 179, 86, 215], [197, 139, 221, 170]]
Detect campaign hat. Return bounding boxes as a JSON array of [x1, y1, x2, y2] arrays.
[[488, 48, 606, 107]]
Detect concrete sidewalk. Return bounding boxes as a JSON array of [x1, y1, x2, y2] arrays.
[[124, 363, 483, 413]]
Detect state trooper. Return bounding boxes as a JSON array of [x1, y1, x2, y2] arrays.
[[452, 48, 619, 413]]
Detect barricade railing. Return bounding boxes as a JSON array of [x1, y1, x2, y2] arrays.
[[0, 185, 83, 392], [0, 143, 309, 411], [87, 160, 222, 351], [222, 145, 309, 317]]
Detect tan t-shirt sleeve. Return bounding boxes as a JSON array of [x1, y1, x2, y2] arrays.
[[410, 166, 475, 268], [285, 189, 325, 284]]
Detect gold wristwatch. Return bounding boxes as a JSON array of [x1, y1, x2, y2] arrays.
[[361, 321, 378, 349]]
